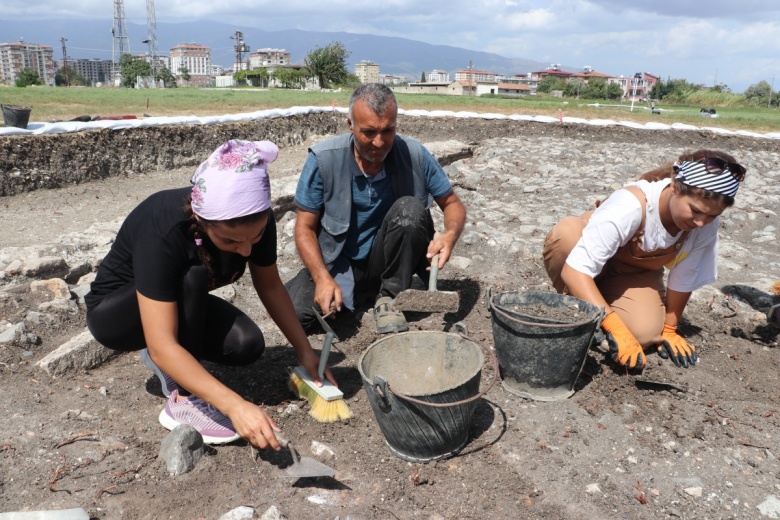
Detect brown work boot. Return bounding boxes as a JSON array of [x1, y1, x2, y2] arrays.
[[373, 296, 408, 334]]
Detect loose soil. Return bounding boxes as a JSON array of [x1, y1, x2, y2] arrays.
[[1, 115, 779, 520]]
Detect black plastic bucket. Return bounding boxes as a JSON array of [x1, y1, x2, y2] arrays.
[[358, 331, 497, 463], [1, 104, 32, 129], [488, 289, 602, 401]]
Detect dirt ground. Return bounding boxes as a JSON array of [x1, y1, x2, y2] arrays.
[[1, 115, 779, 520]]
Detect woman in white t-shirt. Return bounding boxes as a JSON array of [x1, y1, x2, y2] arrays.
[[543, 149, 746, 371]]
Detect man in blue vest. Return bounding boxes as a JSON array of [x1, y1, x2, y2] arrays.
[[286, 83, 466, 333]]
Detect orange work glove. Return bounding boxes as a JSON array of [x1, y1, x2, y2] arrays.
[[657, 323, 698, 368], [601, 312, 645, 370]]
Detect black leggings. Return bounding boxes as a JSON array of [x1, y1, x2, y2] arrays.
[[86, 265, 264, 366]]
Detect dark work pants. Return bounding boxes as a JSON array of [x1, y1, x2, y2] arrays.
[[286, 196, 434, 333], [86, 265, 265, 366]]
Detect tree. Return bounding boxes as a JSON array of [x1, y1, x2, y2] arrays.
[[15, 68, 44, 87], [119, 53, 151, 88], [581, 77, 608, 99], [536, 76, 565, 94], [744, 80, 772, 106], [156, 67, 177, 88], [271, 67, 303, 89], [55, 67, 87, 87], [563, 78, 584, 98], [179, 66, 191, 84], [303, 41, 351, 88], [421, 71, 426, 82]]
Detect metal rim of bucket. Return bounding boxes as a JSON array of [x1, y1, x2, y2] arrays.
[[373, 332, 499, 408], [486, 287, 604, 329]]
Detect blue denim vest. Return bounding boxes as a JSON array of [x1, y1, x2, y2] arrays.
[[310, 133, 429, 266]]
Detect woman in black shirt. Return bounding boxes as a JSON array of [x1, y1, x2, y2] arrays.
[[86, 139, 335, 447]]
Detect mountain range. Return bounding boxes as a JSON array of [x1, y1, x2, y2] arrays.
[[1, 18, 552, 79]]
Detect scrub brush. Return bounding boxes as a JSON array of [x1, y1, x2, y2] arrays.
[[289, 309, 352, 423]]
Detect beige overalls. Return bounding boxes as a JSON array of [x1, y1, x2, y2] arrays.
[[543, 186, 688, 347]]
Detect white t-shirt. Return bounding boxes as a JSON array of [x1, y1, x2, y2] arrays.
[[565, 178, 719, 293]]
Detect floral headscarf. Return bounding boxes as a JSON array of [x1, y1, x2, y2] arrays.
[[191, 139, 278, 220]]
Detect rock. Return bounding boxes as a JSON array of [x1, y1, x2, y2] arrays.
[[3, 259, 23, 275], [672, 476, 703, 488], [0, 508, 90, 519], [448, 255, 472, 270], [311, 441, 336, 460], [21, 256, 68, 279], [260, 506, 287, 520], [0, 322, 25, 345], [38, 298, 79, 314], [218, 506, 256, 520], [585, 483, 601, 494], [30, 278, 71, 299], [684, 486, 703, 497], [758, 495, 780, 518], [37, 328, 119, 377], [159, 424, 205, 476]]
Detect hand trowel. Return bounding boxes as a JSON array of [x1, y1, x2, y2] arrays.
[[275, 433, 337, 479]]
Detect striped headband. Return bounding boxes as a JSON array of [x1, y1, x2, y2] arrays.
[[673, 159, 741, 198]]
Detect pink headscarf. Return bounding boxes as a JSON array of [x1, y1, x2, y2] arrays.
[[190, 139, 278, 220]]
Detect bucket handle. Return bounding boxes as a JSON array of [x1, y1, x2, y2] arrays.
[[373, 330, 499, 408], [486, 286, 603, 329]]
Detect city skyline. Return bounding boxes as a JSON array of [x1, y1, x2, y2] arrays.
[[1, 0, 778, 93]]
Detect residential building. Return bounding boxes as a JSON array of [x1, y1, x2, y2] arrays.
[[381, 74, 406, 85], [428, 69, 449, 82], [617, 72, 659, 100], [249, 48, 291, 69], [169, 43, 212, 87], [530, 64, 573, 82], [454, 69, 496, 82], [355, 60, 380, 84], [392, 81, 451, 95], [0, 40, 56, 86], [65, 58, 114, 86]]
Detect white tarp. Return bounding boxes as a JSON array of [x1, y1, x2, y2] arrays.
[[1, 105, 777, 140]]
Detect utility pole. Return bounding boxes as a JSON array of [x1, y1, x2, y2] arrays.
[[112, 0, 131, 81], [231, 31, 249, 73], [769, 75, 775, 109], [60, 36, 69, 87], [468, 60, 473, 96], [145, 0, 159, 78]]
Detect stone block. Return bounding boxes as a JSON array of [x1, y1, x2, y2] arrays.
[[37, 328, 118, 377]]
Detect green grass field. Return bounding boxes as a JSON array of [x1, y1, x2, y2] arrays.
[[2, 86, 779, 133]]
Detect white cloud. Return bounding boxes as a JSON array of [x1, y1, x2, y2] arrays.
[[1, 0, 778, 91]]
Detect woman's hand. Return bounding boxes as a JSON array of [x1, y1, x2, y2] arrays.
[[228, 400, 283, 450], [298, 344, 338, 388]]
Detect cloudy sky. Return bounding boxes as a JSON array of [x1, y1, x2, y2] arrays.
[[2, 0, 778, 93]]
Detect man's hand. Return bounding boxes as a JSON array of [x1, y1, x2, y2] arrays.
[[313, 278, 342, 316], [657, 323, 698, 368], [601, 312, 645, 370]]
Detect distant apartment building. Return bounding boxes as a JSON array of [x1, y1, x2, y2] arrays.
[[169, 43, 212, 87], [249, 48, 291, 69], [0, 40, 56, 86], [355, 60, 380, 84], [428, 69, 449, 82], [454, 69, 496, 82], [64, 58, 114, 86], [381, 74, 406, 85]]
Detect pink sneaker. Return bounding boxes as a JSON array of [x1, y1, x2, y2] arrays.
[[158, 389, 240, 444]]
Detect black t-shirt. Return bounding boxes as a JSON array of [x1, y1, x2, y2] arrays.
[[86, 187, 277, 308]]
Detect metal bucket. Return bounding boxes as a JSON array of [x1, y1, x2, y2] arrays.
[[358, 330, 497, 463], [1, 104, 32, 129], [488, 289, 602, 401]]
